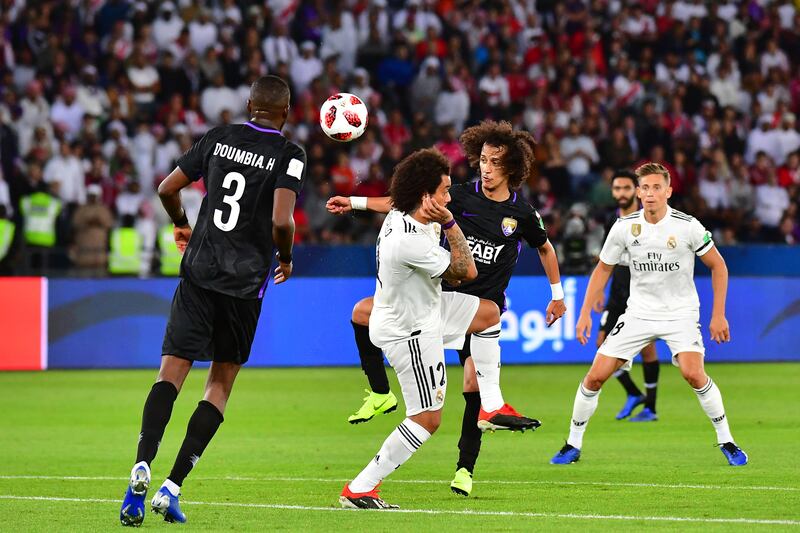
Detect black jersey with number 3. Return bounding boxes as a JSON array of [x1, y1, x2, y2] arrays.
[[176, 122, 307, 299], [443, 181, 548, 311]]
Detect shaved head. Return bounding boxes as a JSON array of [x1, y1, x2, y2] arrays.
[[247, 75, 290, 128], [250, 75, 290, 110]]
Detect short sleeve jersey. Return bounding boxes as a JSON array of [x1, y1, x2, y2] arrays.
[[369, 210, 451, 347], [599, 207, 714, 321], [444, 182, 548, 311], [176, 122, 307, 299]]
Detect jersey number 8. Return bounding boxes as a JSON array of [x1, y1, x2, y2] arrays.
[[213, 171, 246, 232]]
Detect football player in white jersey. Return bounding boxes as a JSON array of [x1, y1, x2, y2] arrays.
[[340, 149, 507, 509], [551, 162, 748, 467]]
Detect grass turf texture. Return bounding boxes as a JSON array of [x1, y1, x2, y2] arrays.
[[0, 363, 798, 531]]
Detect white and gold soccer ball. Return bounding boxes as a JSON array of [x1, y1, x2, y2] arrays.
[[319, 92, 369, 142]]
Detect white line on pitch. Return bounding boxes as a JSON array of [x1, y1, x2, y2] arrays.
[[0, 474, 797, 493], [0, 494, 798, 526]]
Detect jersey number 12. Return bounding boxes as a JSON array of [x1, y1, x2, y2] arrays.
[[214, 171, 246, 231]]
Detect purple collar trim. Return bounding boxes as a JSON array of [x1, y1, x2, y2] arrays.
[[245, 122, 283, 135], [512, 191, 517, 203], [475, 181, 480, 192]]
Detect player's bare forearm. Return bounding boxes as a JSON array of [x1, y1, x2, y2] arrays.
[[272, 188, 296, 263], [443, 223, 478, 281], [581, 261, 613, 316], [537, 240, 562, 285], [158, 167, 193, 227], [700, 246, 728, 319], [325, 196, 392, 215], [367, 197, 392, 213]]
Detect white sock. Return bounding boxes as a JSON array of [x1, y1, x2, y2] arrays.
[[349, 418, 431, 493], [130, 461, 150, 480], [567, 383, 601, 449], [470, 323, 504, 411], [693, 377, 734, 444], [162, 478, 181, 496]]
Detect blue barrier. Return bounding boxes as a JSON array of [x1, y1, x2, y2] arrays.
[[47, 276, 799, 368], [289, 245, 800, 277]]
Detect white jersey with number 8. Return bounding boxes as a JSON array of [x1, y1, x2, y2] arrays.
[[599, 206, 714, 322]]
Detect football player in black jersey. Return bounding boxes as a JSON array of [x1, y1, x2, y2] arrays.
[[594, 170, 659, 421], [120, 76, 306, 526], [327, 121, 566, 497]]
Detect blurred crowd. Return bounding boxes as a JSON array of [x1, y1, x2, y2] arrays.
[[1, 0, 799, 277]]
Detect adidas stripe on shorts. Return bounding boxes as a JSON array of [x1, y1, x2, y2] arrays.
[[383, 292, 479, 416]]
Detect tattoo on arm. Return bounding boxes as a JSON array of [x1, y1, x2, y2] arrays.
[[442, 224, 474, 280]]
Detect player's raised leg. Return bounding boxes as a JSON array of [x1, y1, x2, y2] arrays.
[[348, 297, 397, 424], [551, 353, 624, 464], [629, 342, 659, 422], [151, 361, 239, 522], [468, 299, 540, 432], [120, 356, 191, 527], [341, 336, 446, 509], [676, 352, 747, 466]]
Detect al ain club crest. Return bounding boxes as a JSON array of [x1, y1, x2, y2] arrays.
[[502, 217, 518, 236]]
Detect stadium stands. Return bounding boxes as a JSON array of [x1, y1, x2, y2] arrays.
[[0, 0, 798, 277]]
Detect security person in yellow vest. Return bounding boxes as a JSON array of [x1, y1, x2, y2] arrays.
[[19, 179, 62, 274], [20, 187, 61, 248], [158, 224, 182, 275], [109, 215, 142, 275], [0, 206, 15, 273]]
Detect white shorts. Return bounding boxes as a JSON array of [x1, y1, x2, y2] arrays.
[[440, 292, 481, 350], [384, 292, 480, 416], [597, 313, 705, 371]]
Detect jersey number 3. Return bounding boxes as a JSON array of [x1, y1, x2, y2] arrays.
[[213, 171, 246, 232]]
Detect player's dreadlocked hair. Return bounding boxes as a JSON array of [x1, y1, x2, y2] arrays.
[[390, 148, 450, 214], [459, 120, 537, 190]]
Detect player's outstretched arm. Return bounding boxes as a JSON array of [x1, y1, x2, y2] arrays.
[[158, 167, 193, 253], [272, 188, 296, 284], [576, 261, 614, 345], [537, 240, 567, 327], [326, 196, 392, 215], [699, 246, 730, 343]]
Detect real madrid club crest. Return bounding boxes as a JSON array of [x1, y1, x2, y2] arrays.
[[631, 224, 641, 237], [501, 217, 517, 237], [667, 235, 677, 249], [436, 389, 444, 403]]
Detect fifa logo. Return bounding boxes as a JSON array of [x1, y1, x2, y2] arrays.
[[501, 278, 577, 352]]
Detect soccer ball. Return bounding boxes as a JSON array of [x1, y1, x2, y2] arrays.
[[319, 93, 368, 142]]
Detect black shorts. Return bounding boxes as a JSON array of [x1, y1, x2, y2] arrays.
[[162, 278, 263, 365], [599, 306, 625, 336]]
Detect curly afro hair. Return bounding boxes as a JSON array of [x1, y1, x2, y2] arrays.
[[389, 148, 450, 214], [459, 120, 537, 190]]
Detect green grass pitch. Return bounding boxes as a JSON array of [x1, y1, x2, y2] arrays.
[[0, 363, 798, 531]]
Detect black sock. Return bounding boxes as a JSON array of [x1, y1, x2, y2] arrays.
[[136, 381, 179, 465], [168, 400, 224, 486], [352, 321, 390, 394], [643, 361, 659, 412], [456, 391, 482, 474], [616, 370, 643, 397]]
